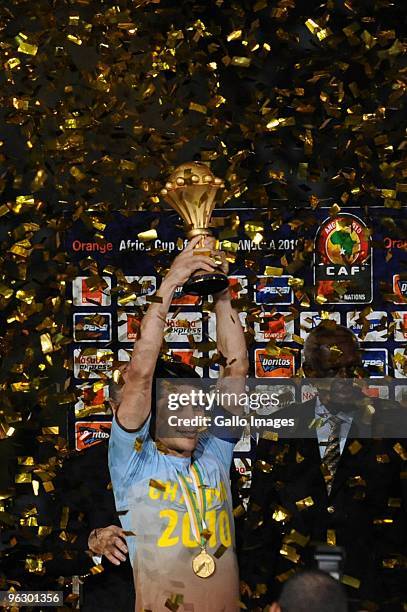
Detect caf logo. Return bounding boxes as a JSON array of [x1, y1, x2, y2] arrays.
[[314, 214, 372, 304]]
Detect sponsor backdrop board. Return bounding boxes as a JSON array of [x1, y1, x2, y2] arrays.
[[67, 207, 407, 456]]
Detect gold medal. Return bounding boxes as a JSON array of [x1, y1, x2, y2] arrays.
[[178, 465, 217, 578], [192, 549, 216, 579]]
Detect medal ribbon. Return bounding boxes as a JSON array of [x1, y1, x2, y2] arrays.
[[177, 463, 207, 548]]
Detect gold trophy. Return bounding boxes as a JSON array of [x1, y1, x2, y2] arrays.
[[160, 162, 228, 296]]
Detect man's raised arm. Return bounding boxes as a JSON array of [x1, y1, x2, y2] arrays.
[[116, 236, 220, 430], [214, 274, 249, 379]]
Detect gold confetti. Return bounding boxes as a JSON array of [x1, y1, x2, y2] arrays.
[[25, 556, 43, 573], [137, 229, 158, 242], [214, 544, 227, 558], [283, 529, 309, 547], [276, 569, 296, 583], [264, 266, 283, 276], [134, 438, 144, 452], [230, 56, 251, 67], [296, 451, 305, 463], [149, 479, 166, 491], [42, 426, 59, 435], [5, 57, 21, 70], [40, 333, 53, 354], [67, 34, 83, 45], [18, 41, 38, 56], [165, 594, 184, 611], [227, 30, 242, 41], [348, 440, 362, 455], [261, 431, 279, 442], [341, 575, 360, 589], [280, 544, 300, 563], [15, 473, 32, 484], [295, 496, 314, 511], [272, 505, 292, 522], [189, 102, 207, 114], [373, 518, 393, 525], [393, 443, 407, 461], [266, 117, 296, 130], [255, 459, 273, 473]]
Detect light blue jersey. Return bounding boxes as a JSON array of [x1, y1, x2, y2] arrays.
[[108, 415, 240, 612]]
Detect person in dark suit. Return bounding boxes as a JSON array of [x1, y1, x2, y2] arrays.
[[44, 438, 135, 612], [240, 322, 407, 612]]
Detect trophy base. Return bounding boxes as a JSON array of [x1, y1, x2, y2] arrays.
[[183, 272, 228, 297]]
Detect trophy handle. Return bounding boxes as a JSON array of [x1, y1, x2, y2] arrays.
[[186, 228, 212, 239], [183, 230, 228, 297]]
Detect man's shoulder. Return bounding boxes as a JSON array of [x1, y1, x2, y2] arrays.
[[271, 398, 316, 419], [370, 398, 406, 437]]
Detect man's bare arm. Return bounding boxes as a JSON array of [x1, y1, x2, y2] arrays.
[[212, 261, 249, 417], [214, 281, 249, 379], [117, 236, 220, 430]]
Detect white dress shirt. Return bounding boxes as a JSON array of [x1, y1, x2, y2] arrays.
[[315, 396, 354, 459]]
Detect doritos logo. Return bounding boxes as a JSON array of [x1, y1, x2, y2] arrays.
[[72, 277, 111, 306], [75, 421, 111, 451], [255, 276, 293, 305], [73, 313, 111, 342], [255, 350, 295, 378], [393, 275, 407, 304]]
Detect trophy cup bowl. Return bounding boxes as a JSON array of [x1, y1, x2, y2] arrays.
[[160, 162, 229, 296]]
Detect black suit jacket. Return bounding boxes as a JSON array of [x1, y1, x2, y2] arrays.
[[45, 441, 135, 612], [240, 398, 407, 611]]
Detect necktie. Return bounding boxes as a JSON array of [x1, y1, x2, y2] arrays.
[[321, 415, 342, 495]]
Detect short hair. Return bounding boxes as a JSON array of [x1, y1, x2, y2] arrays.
[[108, 357, 201, 437], [303, 322, 359, 366], [278, 570, 348, 612], [107, 358, 201, 401]]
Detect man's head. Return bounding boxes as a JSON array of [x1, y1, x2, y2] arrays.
[[304, 322, 362, 378], [270, 570, 348, 612], [303, 322, 365, 412], [108, 357, 202, 456], [155, 380, 204, 455]]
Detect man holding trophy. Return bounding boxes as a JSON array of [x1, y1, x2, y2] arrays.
[[108, 163, 248, 611]]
